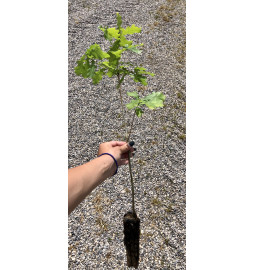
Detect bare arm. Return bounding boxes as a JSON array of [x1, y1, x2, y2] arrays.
[[68, 141, 134, 214]]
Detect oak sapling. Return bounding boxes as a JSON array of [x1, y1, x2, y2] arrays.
[[74, 13, 165, 268]]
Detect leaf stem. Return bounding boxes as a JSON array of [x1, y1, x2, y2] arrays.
[[127, 109, 136, 142], [117, 73, 127, 140]]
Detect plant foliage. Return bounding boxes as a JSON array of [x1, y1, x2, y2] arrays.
[[75, 13, 155, 86], [126, 91, 166, 117], [75, 13, 166, 118]]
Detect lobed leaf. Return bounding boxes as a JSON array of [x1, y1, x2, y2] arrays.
[[143, 71, 155, 76], [108, 39, 121, 52], [135, 107, 143, 117], [141, 92, 166, 109], [132, 73, 148, 86], [107, 27, 120, 39], [110, 49, 123, 58], [107, 40, 121, 68], [126, 99, 140, 110], [125, 45, 142, 54], [101, 61, 113, 69], [75, 55, 97, 79], [75, 55, 89, 78], [86, 44, 110, 60], [119, 66, 132, 74], [87, 60, 96, 77], [127, 91, 139, 99], [122, 24, 141, 35], [106, 70, 114, 78], [134, 66, 146, 71], [98, 26, 112, 41], [119, 35, 133, 47], [134, 66, 154, 76], [116, 13, 122, 28], [92, 69, 104, 84]]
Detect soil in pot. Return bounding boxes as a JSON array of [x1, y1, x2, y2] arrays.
[[123, 211, 140, 268]]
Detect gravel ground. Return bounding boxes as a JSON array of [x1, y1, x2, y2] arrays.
[[68, 0, 186, 269]]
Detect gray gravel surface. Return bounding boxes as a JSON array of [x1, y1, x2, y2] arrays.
[[68, 0, 186, 269]]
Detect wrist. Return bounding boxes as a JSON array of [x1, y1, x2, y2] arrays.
[[98, 154, 117, 177]]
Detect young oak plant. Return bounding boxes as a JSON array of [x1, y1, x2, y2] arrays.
[[74, 13, 165, 268]]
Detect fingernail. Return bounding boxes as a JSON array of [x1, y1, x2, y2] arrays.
[[129, 141, 135, 147]]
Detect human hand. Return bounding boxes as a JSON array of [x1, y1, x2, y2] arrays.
[[97, 141, 135, 166]]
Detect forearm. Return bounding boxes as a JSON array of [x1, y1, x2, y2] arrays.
[[68, 155, 115, 214]]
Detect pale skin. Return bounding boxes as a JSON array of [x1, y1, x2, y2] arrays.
[[68, 141, 135, 214]]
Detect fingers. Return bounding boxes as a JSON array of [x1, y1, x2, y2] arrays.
[[101, 141, 136, 167], [120, 141, 135, 154], [119, 159, 129, 166], [120, 141, 136, 162], [121, 151, 135, 159], [110, 141, 126, 147]]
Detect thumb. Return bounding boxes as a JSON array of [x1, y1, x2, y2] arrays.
[[120, 141, 134, 154]]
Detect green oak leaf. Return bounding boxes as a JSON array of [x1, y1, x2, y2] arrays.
[[74, 56, 98, 79], [127, 91, 139, 99], [135, 107, 143, 117], [86, 44, 110, 60], [132, 73, 148, 85], [98, 26, 112, 41], [101, 61, 113, 69], [74, 55, 90, 78], [108, 58, 118, 69], [87, 60, 96, 78], [98, 25, 105, 32], [135, 66, 146, 71], [106, 69, 115, 77], [116, 13, 122, 28], [125, 45, 142, 54], [138, 77, 148, 85], [107, 40, 121, 68], [143, 71, 155, 76], [99, 26, 120, 41], [122, 24, 141, 35], [108, 52, 119, 66], [92, 69, 104, 84], [134, 66, 154, 76], [141, 92, 166, 109], [110, 49, 123, 58], [108, 39, 121, 52], [107, 27, 120, 39], [119, 35, 133, 47], [130, 66, 155, 85], [126, 99, 140, 110], [119, 66, 131, 74]]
